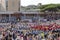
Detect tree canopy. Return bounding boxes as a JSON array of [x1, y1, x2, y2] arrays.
[[39, 4, 60, 12]]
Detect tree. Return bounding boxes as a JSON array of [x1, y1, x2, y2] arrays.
[[39, 4, 60, 20], [39, 4, 59, 12]]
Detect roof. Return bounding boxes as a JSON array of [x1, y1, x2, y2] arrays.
[[0, 11, 60, 15], [0, 11, 14, 14], [0, 11, 40, 14], [22, 12, 40, 14], [0, 11, 22, 14]]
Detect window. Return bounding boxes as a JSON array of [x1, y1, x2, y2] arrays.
[[12, 0, 15, 7], [6, 0, 8, 11]]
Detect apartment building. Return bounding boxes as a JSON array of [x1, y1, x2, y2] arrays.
[[8, 0, 20, 12], [0, 0, 6, 11], [0, 0, 20, 12]]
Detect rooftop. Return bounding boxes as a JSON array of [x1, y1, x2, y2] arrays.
[[0, 11, 60, 14]]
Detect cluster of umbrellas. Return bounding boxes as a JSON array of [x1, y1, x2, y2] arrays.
[[30, 23, 60, 31]]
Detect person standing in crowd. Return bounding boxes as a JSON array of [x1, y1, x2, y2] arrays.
[[41, 32, 45, 39], [38, 34, 41, 40], [13, 32, 17, 40], [48, 31, 53, 40], [5, 34, 8, 40], [0, 34, 3, 40], [34, 34, 39, 40], [29, 34, 33, 40], [19, 32, 24, 40], [32, 34, 37, 40], [57, 33, 60, 40], [8, 33, 12, 40], [23, 35, 27, 40], [16, 35, 20, 40], [27, 35, 30, 40], [1, 33, 6, 40]]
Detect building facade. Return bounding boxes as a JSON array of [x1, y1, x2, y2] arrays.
[[0, 0, 20, 12], [8, 0, 20, 12], [0, 0, 6, 11]]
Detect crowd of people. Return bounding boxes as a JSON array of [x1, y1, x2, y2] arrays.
[[0, 22, 60, 40], [0, 28, 60, 40]]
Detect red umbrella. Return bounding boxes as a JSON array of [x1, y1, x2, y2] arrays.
[[56, 25, 60, 29], [34, 25, 42, 30], [48, 27, 52, 30], [40, 25, 45, 31], [50, 23, 58, 30], [44, 26, 49, 31]]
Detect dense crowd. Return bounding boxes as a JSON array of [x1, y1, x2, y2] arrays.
[[0, 28, 60, 40], [0, 22, 60, 40]]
